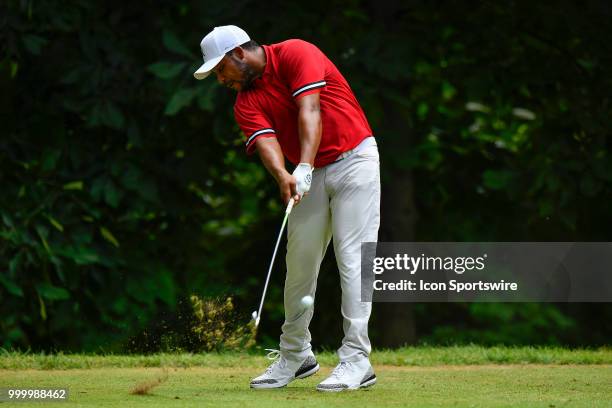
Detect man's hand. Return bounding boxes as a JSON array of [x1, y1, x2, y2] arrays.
[[276, 171, 297, 205], [292, 163, 313, 197], [276, 164, 312, 206]]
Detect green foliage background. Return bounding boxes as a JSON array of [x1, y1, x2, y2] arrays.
[[1, 0, 611, 351]]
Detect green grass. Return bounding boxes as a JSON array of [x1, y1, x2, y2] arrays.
[[1, 365, 611, 407], [1, 347, 611, 407], [1, 345, 610, 369]]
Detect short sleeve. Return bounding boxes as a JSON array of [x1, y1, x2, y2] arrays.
[[279, 40, 327, 100], [234, 100, 276, 155]]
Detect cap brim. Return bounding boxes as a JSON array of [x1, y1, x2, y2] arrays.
[[193, 55, 224, 80]]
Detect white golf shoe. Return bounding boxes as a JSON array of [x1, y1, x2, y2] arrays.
[[316, 358, 376, 392], [250, 349, 320, 389]]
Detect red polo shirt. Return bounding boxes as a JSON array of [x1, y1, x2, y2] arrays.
[[234, 39, 373, 168]]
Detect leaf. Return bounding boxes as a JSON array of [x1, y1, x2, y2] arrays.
[[36, 282, 70, 300], [465, 102, 491, 113], [41, 149, 61, 171], [47, 215, 64, 232], [512, 108, 536, 121], [9, 252, 22, 275], [23, 35, 48, 55], [112, 298, 128, 313], [196, 81, 218, 111], [100, 226, 120, 248], [137, 179, 159, 202], [197, 90, 214, 111], [156, 269, 176, 305], [165, 88, 197, 115], [61, 68, 82, 85], [539, 201, 554, 217], [10, 61, 18, 78], [342, 9, 370, 22], [121, 166, 142, 190], [482, 170, 513, 190], [0, 274, 24, 297], [442, 81, 457, 101], [101, 102, 125, 130], [90, 177, 106, 202], [580, 177, 601, 197], [162, 30, 195, 58], [88, 104, 102, 127], [36, 225, 52, 254], [39, 295, 47, 320], [417, 102, 429, 119], [2, 213, 14, 228], [63, 181, 84, 190], [147, 62, 187, 79], [127, 121, 142, 148], [104, 179, 123, 208], [56, 246, 100, 265], [6, 328, 25, 342]]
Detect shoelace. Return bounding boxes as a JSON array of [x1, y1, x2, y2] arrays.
[[331, 361, 351, 379], [264, 348, 286, 374], [265, 348, 281, 360]]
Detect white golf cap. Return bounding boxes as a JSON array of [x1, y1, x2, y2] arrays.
[[193, 25, 250, 80]]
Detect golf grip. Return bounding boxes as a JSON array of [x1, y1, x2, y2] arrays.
[[254, 198, 295, 327], [286, 197, 295, 214]]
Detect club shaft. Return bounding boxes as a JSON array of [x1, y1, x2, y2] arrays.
[[255, 198, 294, 326]]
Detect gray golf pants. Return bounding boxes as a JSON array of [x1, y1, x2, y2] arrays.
[[280, 137, 380, 363]]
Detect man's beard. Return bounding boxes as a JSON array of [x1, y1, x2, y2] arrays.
[[232, 56, 259, 91]]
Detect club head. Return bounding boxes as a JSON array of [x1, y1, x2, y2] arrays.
[[251, 310, 260, 327]]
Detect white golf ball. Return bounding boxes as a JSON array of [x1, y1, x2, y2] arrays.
[[300, 295, 314, 308], [251, 311, 258, 320]]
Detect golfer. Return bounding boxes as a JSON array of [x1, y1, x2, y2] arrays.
[[194, 25, 380, 392]]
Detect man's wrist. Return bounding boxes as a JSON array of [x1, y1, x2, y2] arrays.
[[297, 162, 313, 170], [298, 159, 315, 167], [270, 167, 289, 183]]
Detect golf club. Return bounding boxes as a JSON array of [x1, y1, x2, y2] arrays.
[[252, 197, 295, 328]]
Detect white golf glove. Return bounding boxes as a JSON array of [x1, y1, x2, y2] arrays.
[[292, 163, 313, 197]]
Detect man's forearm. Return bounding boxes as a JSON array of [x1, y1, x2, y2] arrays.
[[255, 137, 288, 182], [297, 94, 322, 166], [255, 137, 299, 204]]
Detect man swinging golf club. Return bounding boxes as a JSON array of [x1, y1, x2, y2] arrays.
[[194, 25, 380, 392]]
